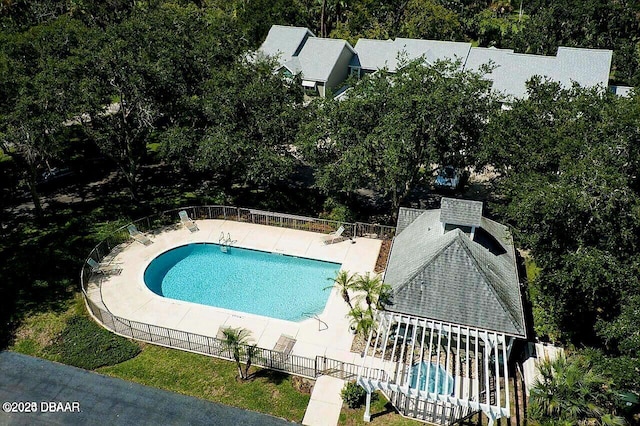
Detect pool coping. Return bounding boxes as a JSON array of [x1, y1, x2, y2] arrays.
[[142, 242, 343, 323], [90, 219, 383, 364]]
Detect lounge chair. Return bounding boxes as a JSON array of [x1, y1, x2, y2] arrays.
[[86, 258, 121, 274], [127, 224, 152, 245], [273, 334, 297, 357], [272, 334, 297, 368], [323, 225, 345, 245], [179, 210, 198, 232]]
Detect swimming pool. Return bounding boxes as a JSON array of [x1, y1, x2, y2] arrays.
[[409, 362, 455, 395], [144, 244, 341, 321]]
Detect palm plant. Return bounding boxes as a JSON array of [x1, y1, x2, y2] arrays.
[[346, 306, 376, 339], [528, 355, 625, 425], [354, 272, 389, 310], [325, 269, 357, 309], [244, 343, 259, 379], [220, 326, 253, 380], [376, 282, 393, 310]]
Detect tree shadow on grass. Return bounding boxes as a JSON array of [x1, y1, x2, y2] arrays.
[[249, 368, 288, 385], [0, 222, 80, 349], [0, 158, 339, 352]]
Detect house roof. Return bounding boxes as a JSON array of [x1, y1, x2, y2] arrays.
[[553, 47, 612, 89], [351, 39, 395, 70], [259, 24, 617, 99], [352, 38, 471, 72], [384, 205, 526, 337], [393, 38, 471, 69], [290, 38, 355, 83], [464, 46, 613, 99], [610, 85, 634, 97], [396, 207, 425, 235], [440, 197, 483, 227], [258, 25, 314, 67]]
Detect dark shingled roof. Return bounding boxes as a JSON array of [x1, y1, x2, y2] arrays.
[[396, 207, 425, 235], [384, 206, 525, 337], [440, 197, 483, 227]]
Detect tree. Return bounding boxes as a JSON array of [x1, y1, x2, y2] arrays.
[[160, 56, 304, 191], [481, 82, 640, 413], [220, 326, 254, 380], [353, 272, 389, 311], [232, 0, 307, 46], [528, 355, 625, 425], [534, 249, 634, 345], [482, 82, 640, 261], [325, 270, 357, 309], [0, 16, 94, 218], [346, 306, 376, 339], [483, 82, 640, 347], [85, 4, 240, 198], [300, 59, 498, 215], [479, 79, 615, 178], [0, 0, 143, 35], [597, 294, 640, 358], [399, 0, 462, 41]]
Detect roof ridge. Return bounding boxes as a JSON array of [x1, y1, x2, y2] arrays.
[[306, 37, 356, 54], [391, 229, 461, 295], [456, 236, 524, 334]]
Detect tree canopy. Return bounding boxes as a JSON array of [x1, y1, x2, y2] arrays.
[[300, 59, 499, 213], [0, 16, 94, 216], [480, 82, 640, 413], [1, 1, 639, 423], [159, 56, 304, 190]]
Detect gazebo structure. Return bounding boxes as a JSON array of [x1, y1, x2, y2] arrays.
[[358, 198, 526, 425]]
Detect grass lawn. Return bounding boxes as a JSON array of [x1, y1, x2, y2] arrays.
[[338, 391, 494, 426], [10, 293, 310, 423], [98, 345, 310, 422], [10, 293, 85, 360], [338, 392, 422, 425]]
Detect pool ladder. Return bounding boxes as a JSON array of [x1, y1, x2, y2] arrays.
[[219, 232, 235, 253]]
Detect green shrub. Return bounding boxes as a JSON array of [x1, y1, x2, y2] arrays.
[[46, 316, 140, 369], [341, 381, 368, 409], [320, 198, 353, 223]]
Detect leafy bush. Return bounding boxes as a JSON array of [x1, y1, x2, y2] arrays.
[[341, 381, 367, 408], [46, 316, 140, 369], [320, 198, 353, 223]]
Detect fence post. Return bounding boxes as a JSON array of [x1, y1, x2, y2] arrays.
[[81, 205, 395, 380]]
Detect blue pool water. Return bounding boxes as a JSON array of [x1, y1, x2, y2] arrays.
[[409, 362, 455, 395], [144, 244, 341, 321]]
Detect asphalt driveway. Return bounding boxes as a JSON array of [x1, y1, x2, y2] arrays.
[[0, 351, 296, 425]]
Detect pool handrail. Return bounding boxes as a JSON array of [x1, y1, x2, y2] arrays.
[[80, 205, 394, 380]]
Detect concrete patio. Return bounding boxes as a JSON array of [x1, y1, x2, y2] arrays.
[[86, 219, 384, 425]]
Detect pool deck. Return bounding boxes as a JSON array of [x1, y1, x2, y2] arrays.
[[89, 219, 382, 365]]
